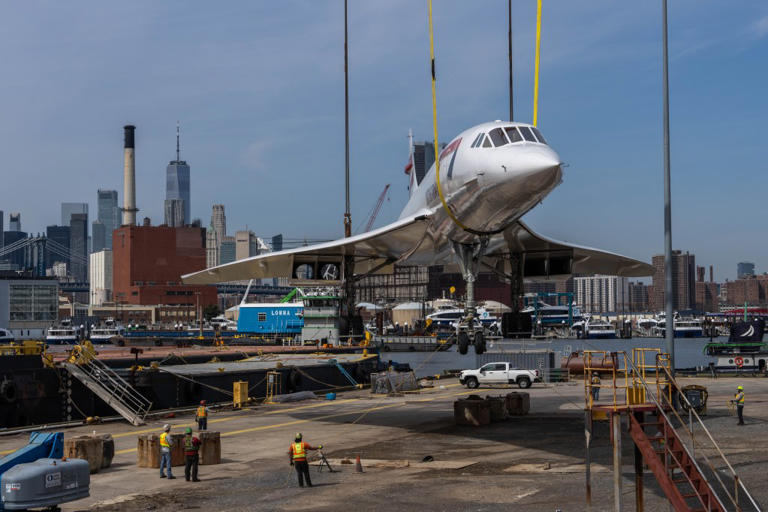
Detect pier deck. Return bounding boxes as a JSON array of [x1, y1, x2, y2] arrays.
[[0, 377, 764, 511]]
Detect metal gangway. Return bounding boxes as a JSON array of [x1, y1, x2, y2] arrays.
[[61, 343, 152, 426], [584, 348, 761, 512]]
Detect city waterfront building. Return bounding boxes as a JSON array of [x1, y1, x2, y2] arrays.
[[650, 250, 696, 311], [112, 225, 215, 307], [737, 262, 755, 279], [235, 230, 266, 261], [219, 236, 235, 265], [69, 213, 88, 282], [2, 231, 27, 270], [92, 220, 106, 253], [97, 189, 119, 249], [61, 203, 87, 227], [48, 262, 67, 279], [163, 198, 185, 227], [165, 125, 191, 226], [574, 275, 629, 314], [210, 204, 226, 242], [0, 272, 58, 338], [45, 225, 70, 271], [8, 213, 20, 232], [205, 229, 219, 268], [89, 250, 112, 306], [629, 281, 650, 312]]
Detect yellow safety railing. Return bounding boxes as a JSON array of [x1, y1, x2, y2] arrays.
[[584, 350, 628, 411], [584, 349, 674, 412]]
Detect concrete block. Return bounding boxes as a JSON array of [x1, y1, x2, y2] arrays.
[[64, 436, 103, 474], [454, 398, 491, 426]]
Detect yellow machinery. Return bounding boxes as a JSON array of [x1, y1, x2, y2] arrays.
[[265, 371, 281, 404], [233, 381, 249, 409], [0, 340, 45, 356]]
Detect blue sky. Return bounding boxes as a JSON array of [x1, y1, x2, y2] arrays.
[[1, 1, 766, 281]]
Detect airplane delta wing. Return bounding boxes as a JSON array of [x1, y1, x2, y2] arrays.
[[183, 214, 652, 286], [482, 220, 654, 279], [181, 210, 438, 285]]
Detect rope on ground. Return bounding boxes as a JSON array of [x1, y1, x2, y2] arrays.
[[155, 367, 234, 397], [411, 334, 454, 373], [292, 366, 346, 390], [248, 375, 267, 394]]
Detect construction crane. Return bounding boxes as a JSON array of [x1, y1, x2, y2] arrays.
[[357, 184, 390, 234]]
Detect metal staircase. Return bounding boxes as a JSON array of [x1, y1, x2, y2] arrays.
[[584, 349, 761, 512], [628, 411, 725, 511], [61, 345, 152, 426]]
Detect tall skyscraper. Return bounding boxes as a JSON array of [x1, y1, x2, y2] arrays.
[[412, 140, 447, 186], [97, 189, 119, 249], [8, 213, 21, 232], [92, 220, 106, 253], [165, 123, 191, 226], [46, 225, 71, 271], [737, 262, 755, 279], [69, 213, 88, 282], [219, 236, 236, 265], [61, 203, 88, 227], [651, 250, 696, 311], [2, 231, 27, 269], [164, 199, 185, 227], [574, 275, 629, 313], [210, 204, 226, 241]]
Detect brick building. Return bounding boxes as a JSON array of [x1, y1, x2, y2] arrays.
[[724, 276, 765, 307], [695, 282, 719, 312], [650, 251, 695, 311], [629, 281, 650, 312], [113, 225, 216, 307]]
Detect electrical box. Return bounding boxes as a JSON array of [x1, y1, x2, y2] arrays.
[[1, 458, 89, 510], [233, 381, 248, 409]]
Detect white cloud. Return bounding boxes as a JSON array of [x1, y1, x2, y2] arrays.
[[240, 140, 273, 172], [752, 15, 768, 38]]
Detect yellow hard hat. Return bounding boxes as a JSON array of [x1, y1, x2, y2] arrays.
[[737, 386, 743, 391]]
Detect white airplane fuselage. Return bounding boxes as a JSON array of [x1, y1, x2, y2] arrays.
[[400, 121, 562, 245]]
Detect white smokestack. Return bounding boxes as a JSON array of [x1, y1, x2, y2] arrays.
[[122, 125, 137, 225]]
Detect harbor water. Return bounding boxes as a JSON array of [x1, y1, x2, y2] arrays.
[[385, 336, 724, 378]]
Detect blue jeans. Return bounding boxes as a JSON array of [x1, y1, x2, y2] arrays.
[[160, 450, 173, 477]]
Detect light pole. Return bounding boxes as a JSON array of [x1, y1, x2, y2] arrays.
[[662, 0, 675, 374]]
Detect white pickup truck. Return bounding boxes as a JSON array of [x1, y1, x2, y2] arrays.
[[459, 362, 540, 389]]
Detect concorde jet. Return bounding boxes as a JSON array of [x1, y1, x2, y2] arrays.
[[183, 121, 653, 353]]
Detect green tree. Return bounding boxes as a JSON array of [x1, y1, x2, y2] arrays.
[[203, 304, 221, 321]]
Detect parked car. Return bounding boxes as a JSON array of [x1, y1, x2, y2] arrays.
[[459, 362, 540, 389]]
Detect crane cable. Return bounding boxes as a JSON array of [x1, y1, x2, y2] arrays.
[[428, 0, 468, 232], [532, 0, 542, 126]]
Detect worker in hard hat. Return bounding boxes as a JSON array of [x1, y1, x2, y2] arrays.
[[731, 386, 745, 425], [183, 427, 201, 482], [590, 372, 601, 402], [159, 424, 175, 479], [288, 433, 322, 487], [196, 400, 210, 431]]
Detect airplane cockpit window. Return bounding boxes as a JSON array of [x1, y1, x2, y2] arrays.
[[505, 127, 523, 143], [470, 133, 484, 148], [488, 128, 509, 147], [519, 126, 538, 142], [482, 135, 492, 148], [531, 127, 547, 144]]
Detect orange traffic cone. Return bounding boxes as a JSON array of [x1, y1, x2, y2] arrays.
[[355, 454, 364, 473]]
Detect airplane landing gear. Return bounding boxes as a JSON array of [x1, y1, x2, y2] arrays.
[[454, 239, 490, 355]]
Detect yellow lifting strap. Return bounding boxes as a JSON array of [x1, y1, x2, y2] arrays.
[[427, 0, 468, 232], [532, 0, 542, 126]]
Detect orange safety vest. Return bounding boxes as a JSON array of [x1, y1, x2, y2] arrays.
[[197, 406, 208, 418], [291, 442, 306, 461], [160, 432, 171, 448], [736, 392, 745, 405]]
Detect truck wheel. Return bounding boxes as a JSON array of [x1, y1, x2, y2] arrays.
[[518, 377, 531, 389], [465, 377, 479, 389], [457, 332, 469, 355], [474, 332, 485, 355]]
